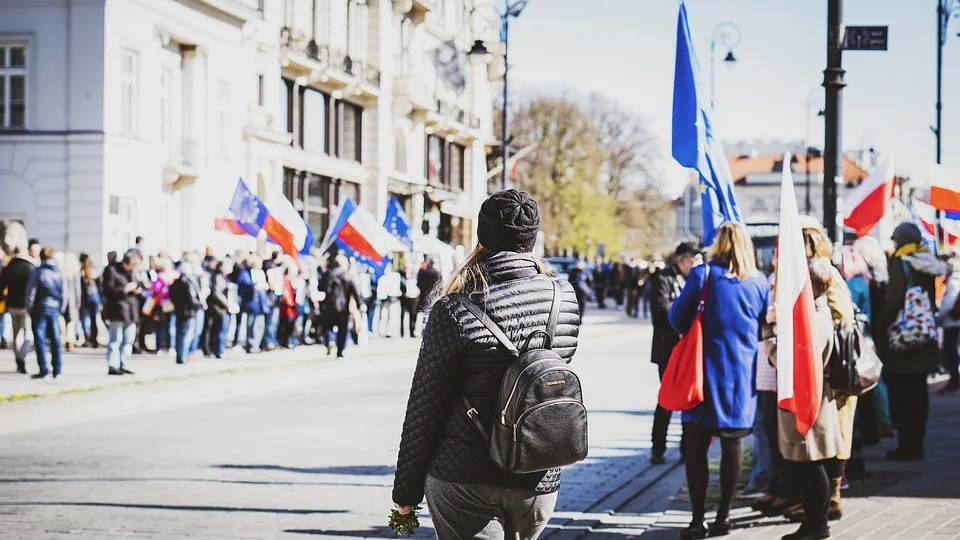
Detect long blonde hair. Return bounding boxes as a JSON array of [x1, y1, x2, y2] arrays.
[[706, 221, 757, 280], [442, 244, 553, 297]]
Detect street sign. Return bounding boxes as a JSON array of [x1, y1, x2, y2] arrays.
[[843, 26, 888, 51]]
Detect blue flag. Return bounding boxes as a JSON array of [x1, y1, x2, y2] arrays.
[[672, 1, 742, 246], [383, 196, 414, 252], [228, 179, 268, 239]]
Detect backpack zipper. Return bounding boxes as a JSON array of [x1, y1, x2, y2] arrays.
[[499, 360, 561, 425], [512, 398, 582, 441]]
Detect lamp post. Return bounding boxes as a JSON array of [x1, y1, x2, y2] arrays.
[[468, 0, 530, 191], [805, 89, 825, 216], [710, 22, 741, 111], [934, 0, 959, 165]]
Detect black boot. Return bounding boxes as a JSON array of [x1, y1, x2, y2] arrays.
[[15, 359, 26, 374], [782, 522, 830, 540]]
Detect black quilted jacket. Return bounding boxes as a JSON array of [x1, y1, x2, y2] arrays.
[[392, 252, 581, 506]]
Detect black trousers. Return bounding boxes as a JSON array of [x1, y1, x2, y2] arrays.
[[787, 459, 840, 533], [400, 298, 417, 337], [652, 362, 685, 458], [684, 422, 743, 523], [595, 286, 607, 308], [321, 312, 351, 356], [885, 372, 929, 455]]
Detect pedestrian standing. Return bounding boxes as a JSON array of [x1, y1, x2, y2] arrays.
[[59, 252, 83, 352], [399, 265, 419, 338], [876, 223, 946, 462], [611, 256, 626, 307], [102, 250, 142, 375], [278, 265, 299, 348], [0, 246, 7, 351], [937, 253, 960, 395], [855, 237, 894, 438], [79, 254, 102, 348], [237, 256, 268, 353], [640, 266, 653, 320], [0, 241, 37, 373], [169, 262, 203, 365], [416, 258, 442, 325], [778, 258, 846, 540], [593, 256, 608, 308], [668, 222, 768, 539], [393, 190, 581, 540], [625, 259, 641, 317], [26, 247, 65, 379], [649, 242, 698, 465], [378, 265, 403, 337], [318, 255, 363, 358], [567, 260, 594, 316], [204, 260, 230, 359]]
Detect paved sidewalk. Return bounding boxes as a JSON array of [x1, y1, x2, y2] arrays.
[[0, 336, 421, 401], [580, 380, 960, 540]]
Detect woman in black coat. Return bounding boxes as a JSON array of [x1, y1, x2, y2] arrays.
[[393, 190, 581, 540]]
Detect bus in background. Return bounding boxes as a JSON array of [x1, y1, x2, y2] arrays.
[[747, 216, 822, 276]]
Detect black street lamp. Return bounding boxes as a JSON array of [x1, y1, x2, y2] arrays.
[[710, 22, 741, 111], [468, 0, 530, 191], [934, 0, 959, 165], [805, 88, 826, 216]]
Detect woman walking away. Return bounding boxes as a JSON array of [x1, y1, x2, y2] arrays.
[[778, 259, 845, 540], [877, 223, 947, 461], [393, 190, 581, 540], [938, 252, 960, 395], [668, 222, 769, 539]]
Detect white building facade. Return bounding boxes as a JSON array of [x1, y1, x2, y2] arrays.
[[0, 0, 498, 261]]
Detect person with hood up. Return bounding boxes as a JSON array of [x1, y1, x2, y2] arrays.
[[876, 222, 947, 462], [26, 247, 65, 379]]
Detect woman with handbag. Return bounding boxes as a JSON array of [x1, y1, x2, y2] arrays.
[[667, 222, 769, 539], [393, 190, 581, 540], [876, 222, 947, 461], [777, 258, 846, 540]]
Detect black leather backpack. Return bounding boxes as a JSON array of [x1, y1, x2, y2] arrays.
[[459, 280, 588, 474]]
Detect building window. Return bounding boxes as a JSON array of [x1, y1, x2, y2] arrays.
[[427, 135, 444, 184], [302, 88, 327, 154], [159, 67, 171, 149], [277, 78, 292, 134], [120, 48, 138, 135], [217, 81, 230, 155], [0, 44, 27, 129], [340, 179, 360, 206], [336, 100, 362, 162], [449, 143, 465, 190]]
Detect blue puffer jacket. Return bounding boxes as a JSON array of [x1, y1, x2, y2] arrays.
[[237, 267, 270, 315], [29, 260, 65, 315]]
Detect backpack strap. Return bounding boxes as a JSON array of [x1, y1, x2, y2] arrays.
[[546, 280, 562, 343], [458, 297, 520, 357]]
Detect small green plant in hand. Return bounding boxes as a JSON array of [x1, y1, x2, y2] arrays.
[[389, 506, 421, 537]]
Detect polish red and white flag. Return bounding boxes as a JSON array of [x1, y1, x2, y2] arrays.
[[776, 153, 821, 436], [843, 156, 896, 237]]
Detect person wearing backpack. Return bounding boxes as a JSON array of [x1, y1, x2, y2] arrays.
[[318, 255, 362, 358], [877, 223, 947, 462], [393, 190, 582, 540], [667, 222, 769, 539], [936, 253, 960, 395]]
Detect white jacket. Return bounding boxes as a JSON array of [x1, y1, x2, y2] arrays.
[[938, 271, 960, 329]]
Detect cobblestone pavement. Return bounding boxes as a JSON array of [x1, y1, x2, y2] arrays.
[[0, 309, 682, 539]]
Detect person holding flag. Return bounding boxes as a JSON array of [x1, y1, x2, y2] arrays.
[[667, 222, 768, 539]]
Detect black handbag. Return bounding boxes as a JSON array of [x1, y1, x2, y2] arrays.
[[829, 313, 882, 396], [458, 280, 589, 474]]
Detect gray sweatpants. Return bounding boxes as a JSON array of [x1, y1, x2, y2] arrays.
[[424, 475, 558, 540]]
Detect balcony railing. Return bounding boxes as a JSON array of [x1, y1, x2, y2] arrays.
[[280, 29, 382, 88], [433, 99, 480, 130]]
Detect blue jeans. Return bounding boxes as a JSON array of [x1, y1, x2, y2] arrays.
[[175, 312, 198, 364], [264, 305, 280, 348], [155, 313, 172, 351], [232, 313, 244, 346], [189, 310, 204, 354], [32, 310, 62, 376], [106, 321, 137, 371], [81, 300, 100, 346], [213, 312, 229, 357], [0, 311, 8, 343], [750, 391, 774, 490], [245, 313, 265, 352]]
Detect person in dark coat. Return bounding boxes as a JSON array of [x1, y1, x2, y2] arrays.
[[668, 222, 769, 538], [593, 256, 609, 308], [0, 243, 37, 373], [169, 262, 203, 365], [102, 250, 142, 375], [416, 258, 442, 312], [649, 242, 698, 465], [26, 247, 65, 379], [393, 190, 581, 540], [318, 255, 363, 358], [568, 260, 594, 316], [875, 222, 947, 462], [203, 260, 230, 359]]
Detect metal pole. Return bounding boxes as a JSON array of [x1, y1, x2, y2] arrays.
[[501, 2, 510, 191], [710, 38, 716, 110], [937, 0, 944, 165], [805, 106, 813, 215], [823, 0, 845, 243]]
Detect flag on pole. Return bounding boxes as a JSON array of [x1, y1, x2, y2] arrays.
[[672, 1, 742, 246], [322, 198, 396, 273], [228, 179, 313, 258], [383, 196, 414, 252], [913, 199, 960, 247], [843, 156, 896, 237], [776, 152, 821, 436], [214, 217, 246, 236]]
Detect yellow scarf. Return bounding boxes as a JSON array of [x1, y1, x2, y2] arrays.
[[894, 243, 926, 258]]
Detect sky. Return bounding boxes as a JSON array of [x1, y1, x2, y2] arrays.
[[506, 0, 960, 195]]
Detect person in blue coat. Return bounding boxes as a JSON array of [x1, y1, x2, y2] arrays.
[[668, 222, 769, 539]]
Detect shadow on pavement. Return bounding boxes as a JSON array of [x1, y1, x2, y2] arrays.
[[214, 464, 396, 476], [285, 526, 434, 538], [0, 501, 348, 514], [0, 476, 390, 488]]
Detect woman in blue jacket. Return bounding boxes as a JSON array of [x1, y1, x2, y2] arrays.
[[668, 222, 769, 539]]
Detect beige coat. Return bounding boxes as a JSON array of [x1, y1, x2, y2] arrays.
[[778, 296, 845, 462]]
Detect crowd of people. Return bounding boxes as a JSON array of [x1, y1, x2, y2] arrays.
[[0, 236, 446, 379], [650, 221, 950, 540], [568, 256, 664, 318]]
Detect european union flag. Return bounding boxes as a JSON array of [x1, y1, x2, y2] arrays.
[[383, 196, 414, 252], [672, 1, 742, 246], [228, 179, 268, 239]]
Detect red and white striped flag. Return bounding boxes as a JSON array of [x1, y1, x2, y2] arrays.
[[843, 156, 896, 238], [776, 153, 821, 436]]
